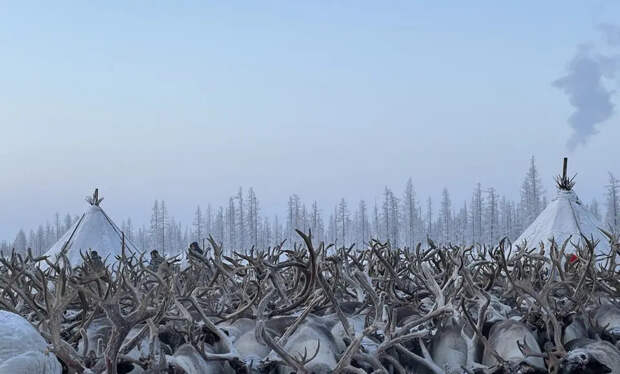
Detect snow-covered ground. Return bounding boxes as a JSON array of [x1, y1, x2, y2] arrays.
[[0, 310, 62, 374]]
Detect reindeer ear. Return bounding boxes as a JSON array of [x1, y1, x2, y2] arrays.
[[585, 358, 611, 373]]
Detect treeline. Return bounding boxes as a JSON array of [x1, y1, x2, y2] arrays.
[[1, 213, 80, 256], [3, 157, 619, 256]]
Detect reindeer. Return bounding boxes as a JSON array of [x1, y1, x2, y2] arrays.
[[0, 310, 63, 373], [0, 229, 619, 374], [559, 339, 620, 374]]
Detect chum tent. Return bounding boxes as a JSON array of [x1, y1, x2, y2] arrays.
[[43, 189, 140, 267], [515, 158, 610, 255]]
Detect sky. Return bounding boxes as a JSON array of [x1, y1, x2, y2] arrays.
[[1, 1, 619, 241]]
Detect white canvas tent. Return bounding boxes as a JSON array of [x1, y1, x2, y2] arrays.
[[515, 159, 609, 255], [43, 189, 140, 267]]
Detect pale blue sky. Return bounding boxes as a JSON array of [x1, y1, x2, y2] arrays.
[[1, 1, 619, 240]]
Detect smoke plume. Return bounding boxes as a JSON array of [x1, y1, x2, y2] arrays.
[[599, 23, 620, 47], [553, 29, 619, 150]]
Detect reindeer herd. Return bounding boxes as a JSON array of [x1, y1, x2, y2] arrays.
[[0, 230, 619, 374]]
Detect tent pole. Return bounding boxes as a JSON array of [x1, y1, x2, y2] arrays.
[[562, 157, 568, 181]]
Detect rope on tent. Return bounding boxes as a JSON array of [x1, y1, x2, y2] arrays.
[[99, 205, 141, 253], [57, 213, 86, 256]]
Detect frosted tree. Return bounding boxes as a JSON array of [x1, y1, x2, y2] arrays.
[[372, 202, 380, 240], [247, 188, 259, 247], [485, 187, 498, 244], [511, 199, 520, 240], [121, 219, 132, 243], [45, 222, 54, 249], [357, 199, 369, 247], [330, 206, 337, 246], [226, 197, 236, 250], [182, 226, 190, 250], [439, 188, 451, 243], [214, 207, 225, 245], [273, 215, 282, 244], [159, 201, 169, 255], [337, 198, 349, 246], [310, 201, 320, 239], [176, 219, 185, 251], [27, 230, 35, 253], [390, 191, 400, 246], [125, 218, 134, 243], [64, 214, 73, 232], [204, 204, 213, 240], [193, 205, 203, 243], [588, 198, 602, 221], [13, 229, 26, 253], [54, 213, 61, 240], [301, 204, 308, 233], [295, 198, 304, 235], [606, 173, 620, 233], [381, 187, 399, 245], [471, 184, 484, 244], [34, 225, 45, 255], [287, 196, 294, 244], [287, 194, 302, 244], [25, 230, 32, 252], [316, 210, 325, 244], [165, 216, 177, 252], [520, 174, 531, 227], [403, 178, 417, 249], [137, 227, 148, 251], [150, 200, 160, 251], [308, 201, 325, 244], [426, 197, 433, 239], [499, 196, 513, 240], [236, 188, 245, 250], [381, 190, 390, 241], [455, 202, 468, 245], [260, 216, 271, 248], [521, 156, 543, 227]]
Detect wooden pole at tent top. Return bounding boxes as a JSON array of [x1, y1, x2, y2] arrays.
[[562, 157, 568, 181]]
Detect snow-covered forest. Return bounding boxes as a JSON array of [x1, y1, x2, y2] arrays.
[[3, 157, 619, 256]]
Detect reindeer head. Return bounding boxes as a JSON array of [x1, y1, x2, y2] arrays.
[[559, 349, 612, 374]]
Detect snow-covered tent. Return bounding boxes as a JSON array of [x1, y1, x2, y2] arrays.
[[43, 189, 140, 267], [515, 159, 609, 255]]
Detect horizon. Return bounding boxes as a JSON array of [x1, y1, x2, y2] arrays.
[[1, 155, 612, 247]]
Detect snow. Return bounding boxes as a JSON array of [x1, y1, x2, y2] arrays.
[[43, 204, 140, 268], [515, 189, 609, 255], [0, 310, 62, 374]]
